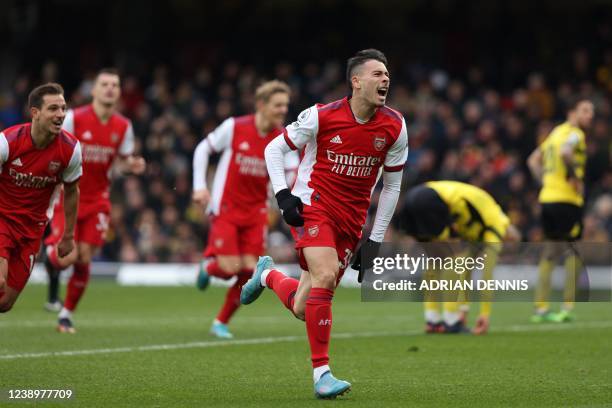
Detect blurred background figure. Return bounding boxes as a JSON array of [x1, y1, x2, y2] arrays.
[[527, 99, 595, 323], [43, 69, 146, 333], [191, 80, 297, 339]]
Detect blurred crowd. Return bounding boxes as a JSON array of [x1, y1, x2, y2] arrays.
[[0, 48, 610, 263]]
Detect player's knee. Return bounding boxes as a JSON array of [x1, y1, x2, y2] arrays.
[[240, 257, 257, 271], [292, 304, 305, 321], [310, 268, 337, 288], [77, 251, 92, 265], [77, 243, 96, 264], [218, 258, 241, 274], [0, 299, 14, 313]]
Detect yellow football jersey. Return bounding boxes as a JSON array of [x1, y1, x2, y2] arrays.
[[426, 181, 510, 243], [538, 122, 586, 206]]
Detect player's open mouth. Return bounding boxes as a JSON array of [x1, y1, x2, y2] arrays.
[[377, 88, 388, 97]]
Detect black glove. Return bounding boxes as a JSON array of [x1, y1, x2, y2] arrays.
[[351, 239, 381, 283], [275, 188, 304, 227]]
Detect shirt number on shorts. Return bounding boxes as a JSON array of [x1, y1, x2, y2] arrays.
[[96, 213, 109, 232]]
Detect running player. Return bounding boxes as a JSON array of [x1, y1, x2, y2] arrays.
[[397, 181, 520, 334], [44, 68, 146, 332], [527, 98, 594, 323], [240, 49, 408, 398], [192, 80, 297, 339], [0, 83, 82, 313]]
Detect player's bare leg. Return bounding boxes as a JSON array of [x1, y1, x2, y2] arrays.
[[58, 242, 95, 333], [0, 258, 20, 313], [242, 256, 301, 314], [551, 243, 582, 323], [301, 247, 351, 398], [291, 271, 312, 321], [44, 243, 77, 312], [216, 255, 242, 276], [241, 250, 351, 398], [209, 255, 255, 339], [198, 254, 243, 291], [472, 242, 499, 335], [0, 287, 19, 313], [532, 242, 559, 323]]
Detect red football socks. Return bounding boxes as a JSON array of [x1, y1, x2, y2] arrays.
[[216, 271, 250, 324], [266, 269, 299, 311], [305, 287, 334, 368], [63, 262, 90, 311]]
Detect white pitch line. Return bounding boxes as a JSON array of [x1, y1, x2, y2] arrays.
[[0, 314, 413, 328], [500, 320, 612, 332], [1, 321, 612, 361], [0, 330, 404, 361]]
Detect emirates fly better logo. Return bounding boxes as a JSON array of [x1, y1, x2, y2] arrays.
[[9, 168, 57, 188], [327, 150, 381, 177]]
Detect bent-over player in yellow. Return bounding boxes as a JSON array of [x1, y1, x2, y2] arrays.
[[397, 181, 520, 335]]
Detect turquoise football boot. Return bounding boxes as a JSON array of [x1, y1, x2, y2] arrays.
[[210, 320, 233, 339], [314, 372, 351, 399], [240, 256, 274, 305], [196, 259, 210, 291]]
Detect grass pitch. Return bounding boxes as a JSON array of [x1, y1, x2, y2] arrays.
[[1, 281, 611, 407]]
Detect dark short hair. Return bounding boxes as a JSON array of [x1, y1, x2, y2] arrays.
[[346, 49, 388, 85], [96, 67, 119, 76], [96, 67, 120, 80], [567, 96, 592, 112], [28, 82, 64, 109]]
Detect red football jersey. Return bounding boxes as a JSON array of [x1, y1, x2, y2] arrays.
[[63, 105, 134, 213], [284, 97, 408, 238], [0, 123, 82, 238], [203, 115, 285, 225]]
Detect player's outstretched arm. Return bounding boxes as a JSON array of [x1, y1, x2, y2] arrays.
[[265, 135, 303, 226], [0, 131, 8, 166], [352, 170, 403, 281], [283, 150, 300, 188], [192, 138, 213, 207], [265, 106, 318, 227], [369, 170, 403, 242], [59, 181, 79, 257], [192, 118, 234, 208], [59, 140, 82, 257], [527, 147, 543, 183], [369, 117, 408, 243], [113, 121, 146, 175], [115, 155, 146, 175], [353, 118, 408, 280], [265, 135, 293, 194], [560, 139, 584, 195]]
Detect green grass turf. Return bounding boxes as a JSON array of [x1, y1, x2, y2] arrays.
[[1, 281, 611, 407]]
